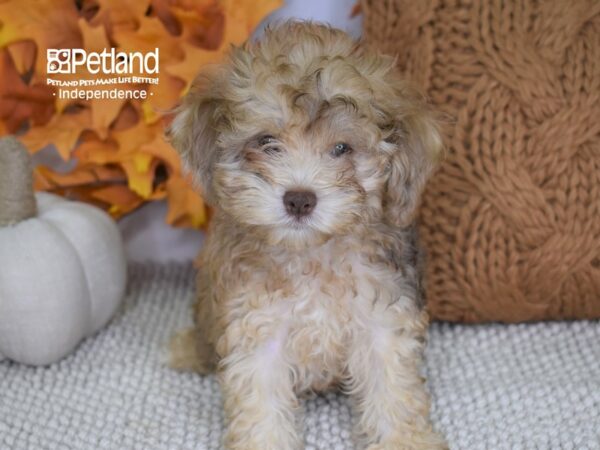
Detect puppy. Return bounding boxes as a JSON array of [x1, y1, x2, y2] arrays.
[[168, 21, 445, 450]]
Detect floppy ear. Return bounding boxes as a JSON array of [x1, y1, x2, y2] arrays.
[[382, 86, 442, 228], [167, 74, 224, 204]]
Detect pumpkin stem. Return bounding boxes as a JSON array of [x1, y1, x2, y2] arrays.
[[0, 136, 37, 226]]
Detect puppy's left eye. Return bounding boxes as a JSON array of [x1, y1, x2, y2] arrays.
[[331, 143, 352, 157]]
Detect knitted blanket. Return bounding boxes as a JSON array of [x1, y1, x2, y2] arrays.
[[1, 264, 599, 450]]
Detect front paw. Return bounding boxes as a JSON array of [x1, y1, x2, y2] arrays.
[[224, 429, 302, 450], [366, 429, 448, 450]]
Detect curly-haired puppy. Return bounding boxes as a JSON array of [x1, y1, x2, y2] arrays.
[[168, 21, 445, 450]]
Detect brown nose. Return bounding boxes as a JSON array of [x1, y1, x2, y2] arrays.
[[283, 190, 317, 218]]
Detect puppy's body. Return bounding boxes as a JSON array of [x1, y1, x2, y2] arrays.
[[169, 22, 446, 450], [195, 218, 423, 385]]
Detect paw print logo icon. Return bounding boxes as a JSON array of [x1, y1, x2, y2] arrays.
[[47, 49, 71, 74]]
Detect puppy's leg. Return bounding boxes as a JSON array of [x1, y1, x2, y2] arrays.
[[220, 335, 301, 450], [347, 311, 446, 450], [170, 283, 218, 374], [169, 327, 216, 374]]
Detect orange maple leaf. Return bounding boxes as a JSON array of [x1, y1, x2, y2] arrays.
[[142, 74, 186, 124], [0, 49, 55, 133], [91, 184, 145, 216], [7, 41, 36, 75], [0, 0, 82, 72], [89, 0, 151, 35], [21, 108, 92, 159], [166, 175, 206, 228]]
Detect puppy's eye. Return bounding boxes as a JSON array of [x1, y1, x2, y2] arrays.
[[256, 135, 282, 155], [258, 135, 276, 146], [331, 143, 352, 157]]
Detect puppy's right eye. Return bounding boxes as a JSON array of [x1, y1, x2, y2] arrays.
[[258, 135, 276, 146], [257, 135, 282, 155]]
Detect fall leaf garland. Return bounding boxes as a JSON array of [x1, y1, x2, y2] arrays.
[[0, 0, 281, 228]]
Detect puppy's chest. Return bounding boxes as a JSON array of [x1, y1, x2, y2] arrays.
[[271, 244, 397, 379]]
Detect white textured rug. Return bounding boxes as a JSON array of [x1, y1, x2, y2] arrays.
[[1, 264, 599, 450]]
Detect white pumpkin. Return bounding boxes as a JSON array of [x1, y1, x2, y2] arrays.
[[0, 137, 127, 365]]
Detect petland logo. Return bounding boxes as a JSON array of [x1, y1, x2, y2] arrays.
[[46, 48, 159, 101], [47, 48, 159, 75]]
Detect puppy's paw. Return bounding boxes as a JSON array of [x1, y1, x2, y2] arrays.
[[224, 433, 301, 450], [365, 429, 448, 450], [168, 327, 215, 374]]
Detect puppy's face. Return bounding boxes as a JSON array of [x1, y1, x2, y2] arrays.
[[209, 96, 385, 247], [169, 23, 441, 247]]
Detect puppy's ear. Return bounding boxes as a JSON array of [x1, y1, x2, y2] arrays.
[[381, 83, 442, 227], [167, 73, 225, 204]]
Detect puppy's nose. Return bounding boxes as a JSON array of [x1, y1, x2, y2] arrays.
[[283, 190, 317, 218]]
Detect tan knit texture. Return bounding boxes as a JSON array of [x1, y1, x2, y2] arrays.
[[362, 0, 600, 322], [0, 136, 37, 227]]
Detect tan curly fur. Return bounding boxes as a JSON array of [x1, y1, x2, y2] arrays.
[[168, 21, 446, 450]]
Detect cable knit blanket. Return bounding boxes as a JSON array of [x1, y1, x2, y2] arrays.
[[1, 264, 599, 450]]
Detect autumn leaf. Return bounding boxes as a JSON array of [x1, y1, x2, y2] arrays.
[[7, 41, 36, 75], [21, 108, 92, 159], [109, 121, 159, 197], [0, 0, 82, 72], [35, 163, 125, 190], [79, 18, 130, 134], [141, 74, 185, 124], [91, 184, 145, 215], [89, 0, 151, 35], [165, 0, 280, 91], [166, 176, 206, 228], [165, 41, 223, 92], [139, 126, 182, 172], [224, 0, 282, 33], [111, 15, 183, 64], [111, 102, 140, 131], [0, 49, 55, 133], [72, 133, 119, 165], [170, 3, 225, 49]]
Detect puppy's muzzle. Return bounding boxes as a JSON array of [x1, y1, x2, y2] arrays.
[[283, 190, 317, 219]]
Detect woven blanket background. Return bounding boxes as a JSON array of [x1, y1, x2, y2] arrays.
[[361, 0, 600, 322], [1, 264, 599, 449]]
